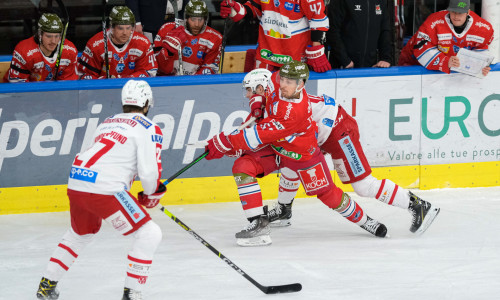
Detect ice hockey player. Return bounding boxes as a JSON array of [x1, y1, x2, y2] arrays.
[[204, 61, 387, 247], [78, 6, 158, 79], [241, 69, 440, 235], [3, 13, 78, 82], [36, 80, 165, 300], [154, 0, 223, 75], [219, 0, 331, 73], [398, 0, 493, 76]]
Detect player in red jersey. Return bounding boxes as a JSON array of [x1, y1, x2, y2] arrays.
[[204, 62, 387, 247], [399, 0, 493, 75], [219, 0, 331, 73], [154, 0, 223, 75], [3, 13, 78, 83], [77, 6, 157, 79]]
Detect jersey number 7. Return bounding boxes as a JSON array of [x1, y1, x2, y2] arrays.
[[74, 138, 115, 168]]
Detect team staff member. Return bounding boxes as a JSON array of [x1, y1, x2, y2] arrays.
[[78, 6, 158, 79], [4, 13, 78, 82], [398, 0, 494, 75], [326, 0, 393, 68], [36, 80, 166, 300]]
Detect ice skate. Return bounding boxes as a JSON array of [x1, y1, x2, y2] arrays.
[[36, 277, 59, 300], [122, 288, 142, 300], [360, 216, 388, 238], [267, 199, 293, 227], [408, 191, 440, 234], [235, 214, 272, 247]]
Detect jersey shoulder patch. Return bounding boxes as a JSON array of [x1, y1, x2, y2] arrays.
[[133, 115, 152, 128]]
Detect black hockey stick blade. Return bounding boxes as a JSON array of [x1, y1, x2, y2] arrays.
[[261, 283, 302, 294]]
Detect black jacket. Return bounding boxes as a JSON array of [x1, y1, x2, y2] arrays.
[[126, 0, 168, 36], [326, 0, 392, 68]]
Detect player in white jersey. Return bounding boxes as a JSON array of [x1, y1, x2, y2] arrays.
[[36, 80, 166, 300], [243, 69, 440, 236]]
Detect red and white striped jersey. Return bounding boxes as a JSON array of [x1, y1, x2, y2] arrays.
[[68, 113, 163, 196]]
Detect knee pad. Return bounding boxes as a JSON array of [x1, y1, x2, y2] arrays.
[[130, 221, 162, 259], [232, 155, 260, 178], [351, 175, 380, 198]]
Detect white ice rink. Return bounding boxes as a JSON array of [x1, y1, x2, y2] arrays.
[[2, 186, 500, 300]]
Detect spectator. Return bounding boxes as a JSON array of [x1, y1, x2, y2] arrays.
[[154, 0, 222, 75], [3, 13, 78, 82], [398, 0, 494, 76], [219, 0, 331, 73], [126, 0, 184, 43], [326, 0, 392, 69], [78, 6, 157, 79]]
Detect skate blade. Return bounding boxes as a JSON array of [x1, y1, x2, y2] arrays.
[[236, 235, 272, 247], [270, 219, 291, 228], [415, 206, 440, 235]]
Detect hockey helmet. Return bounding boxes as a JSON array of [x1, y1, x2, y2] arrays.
[[184, 0, 209, 19], [121, 80, 154, 108], [243, 68, 272, 93], [38, 13, 63, 33], [109, 6, 136, 26], [279, 60, 309, 82]]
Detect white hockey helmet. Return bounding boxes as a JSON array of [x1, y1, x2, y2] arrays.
[[121, 80, 154, 108], [243, 68, 272, 94]]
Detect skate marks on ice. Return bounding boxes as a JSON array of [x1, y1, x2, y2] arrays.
[[1, 187, 500, 299]]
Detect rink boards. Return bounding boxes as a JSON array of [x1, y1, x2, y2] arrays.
[[0, 65, 499, 214]]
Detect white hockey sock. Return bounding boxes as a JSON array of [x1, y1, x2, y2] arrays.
[[125, 221, 162, 291], [351, 176, 410, 209], [45, 228, 94, 281], [277, 171, 300, 205]]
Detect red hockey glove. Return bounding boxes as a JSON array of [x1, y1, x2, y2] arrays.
[[138, 182, 166, 208], [163, 26, 187, 56], [220, 0, 246, 22], [205, 132, 233, 160], [249, 94, 265, 120], [305, 45, 332, 73]]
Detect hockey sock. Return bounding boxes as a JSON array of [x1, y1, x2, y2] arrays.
[[333, 193, 367, 225], [45, 228, 94, 281], [277, 172, 300, 205], [234, 173, 264, 219], [351, 175, 410, 209], [125, 221, 162, 291]]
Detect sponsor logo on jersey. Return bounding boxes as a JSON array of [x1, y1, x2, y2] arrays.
[[197, 50, 205, 59], [105, 210, 133, 233], [294, 3, 301, 12], [437, 45, 449, 53], [453, 45, 460, 54], [297, 162, 329, 192], [94, 131, 128, 144], [70, 166, 98, 183], [284, 102, 293, 120], [271, 120, 285, 130], [466, 35, 485, 44], [375, 4, 382, 14], [322, 118, 334, 127], [27, 48, 39, 57], [433, 57, 440, 66], [417, 31, 430, 41], [114, 191, 146, 223], [92, 39, 104, 48], [133, 34, 150, 44], [103, 117, 137, 127], [262, 0, 270, 3], [339, 136, 365, 177], [274, 0, 280, 7], [199, 38, 214, 48], [284, 2, 294, 10], [430, 19, 444, 29], [151, 134, 163, 144], [354, 4, 361, 11], [191, 38, 198, 45], [260, 49, 292, 64], [437, 33, 452, 40], [133, 115, 152, 128], [475, 21, 491, 31], [323, 94, 335, 105], [13, 51, 26, 65], [129, 48, 143, 57], [128, 61, 135, 69], [183, 46, 193, 58], [271, 145, 302, 160]]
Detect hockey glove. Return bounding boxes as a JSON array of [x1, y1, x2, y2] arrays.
[[220, 0, 246, 23], [163, 26, 187, 56], [205, 132, 233, 160], [249, 94, 265, 120], [138, 182, 167, 208], [305, 45, 332, 73]]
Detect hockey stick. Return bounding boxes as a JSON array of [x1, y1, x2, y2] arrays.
[[159, 206, 302, 294], [53, 0, 68, 80], [218, 18, 231, 74], [169, 0, 184, 75], [102, 0, 110, 78]]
